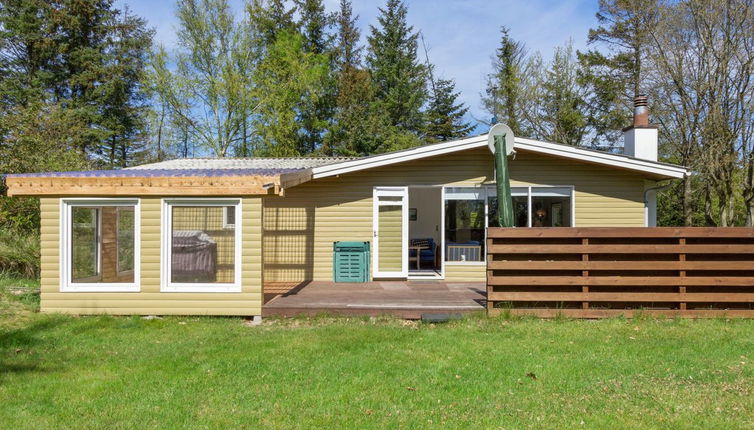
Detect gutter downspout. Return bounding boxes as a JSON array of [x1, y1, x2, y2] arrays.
[[644, 181, 672, 227]]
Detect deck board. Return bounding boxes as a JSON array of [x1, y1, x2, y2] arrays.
[[263, 281, 486, 319]]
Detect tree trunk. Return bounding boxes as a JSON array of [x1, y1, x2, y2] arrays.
[[109, 136, 116, 169], [745, 152, 754, 226], [157, 107, 165, 162], [120, 140, 128, 168], [242, 117, 248, 157], [703, 183, 715, 226], [682, 176, 694, 226], [183, 133, 189, 158]]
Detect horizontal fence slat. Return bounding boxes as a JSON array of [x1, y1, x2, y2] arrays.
[[488, 244, 754, 254], [488, 291, 754, 303], [487, 260, 754, 271], [488, 276, 754, 286], [488, 309, 754, 319], [486, 227, 754, 317], [486, 227, 754, 239]]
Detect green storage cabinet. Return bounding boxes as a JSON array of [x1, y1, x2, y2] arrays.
[[333, 241, 370, 282]]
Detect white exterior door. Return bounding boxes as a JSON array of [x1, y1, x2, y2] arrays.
[[373, 187, 408, 278]]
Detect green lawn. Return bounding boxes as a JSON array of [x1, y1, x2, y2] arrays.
[[1, 276, 753, 429]]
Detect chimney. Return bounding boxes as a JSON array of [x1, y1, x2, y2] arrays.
[[623, 94, 658, 161]]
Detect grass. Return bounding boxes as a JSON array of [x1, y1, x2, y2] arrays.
[[1, 277, 753, 428]]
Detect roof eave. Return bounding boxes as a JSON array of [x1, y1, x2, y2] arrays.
[[307, 135, 687, 182], [4, 174, 283, 197], [310, 135, 489, 180], [514, 138, 687, 179]]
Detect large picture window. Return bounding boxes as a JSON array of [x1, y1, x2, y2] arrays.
[[444, 186, 573, 263], [162, 199, 242, 292], [488, 187, 573, 228], [62, 199, 140, 292]]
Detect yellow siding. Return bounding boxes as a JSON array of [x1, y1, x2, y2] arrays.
[[39, 198, 60, 300], [40, 197, 262, 316], [377, 206, 402, 272], [445, 264, 487, 282], [264, 147, 648, 283]]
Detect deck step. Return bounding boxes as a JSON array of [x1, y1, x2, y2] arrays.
[[420, 313, 464, 323]]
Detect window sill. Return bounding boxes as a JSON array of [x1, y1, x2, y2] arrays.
[[61, 284, 140, 293], [161, 284, 242, 293], [444, 261, 486, 266]]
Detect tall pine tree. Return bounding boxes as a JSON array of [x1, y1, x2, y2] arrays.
[[295, 0, 335, 154], [366, 0, 427, 138], [578, 0, 661, 145], [97, 8, 154, 167], [246, 0, 330, 156], [0, 0, 154, 166], [325, 0, 396, 156], [420, 33, 472, 142], [537, 42, 589, 146], [246, 0, 297, 51], [425, 78, 472, 142], [482, 27, 527, 134]]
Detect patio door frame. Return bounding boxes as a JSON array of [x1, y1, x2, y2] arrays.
[[372, 186, 409, 279], [406, 185, 445, 280]]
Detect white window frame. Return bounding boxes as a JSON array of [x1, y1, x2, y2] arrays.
[[161, 198, 242, 293], [372, 186, 409, 279], [443, 188, 488, 266], [222, 205, 236, 229], [60, 198, 141, 293], [528, 186, 577, 228], [443, 185, 576, 266]]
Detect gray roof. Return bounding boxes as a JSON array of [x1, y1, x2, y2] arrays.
[[5, 156, 362, 179], [125, 157, 359, 171]]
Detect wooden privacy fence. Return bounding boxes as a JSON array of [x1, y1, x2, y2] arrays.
[[486, 227, 754, 318]]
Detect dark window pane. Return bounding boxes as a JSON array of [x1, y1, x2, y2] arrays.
[[72, 207, 98, 281], [531, 196, 572, 227], [225, 206, 236, 226], [444, 199, 485, 262], [488, 196, 528, 227]]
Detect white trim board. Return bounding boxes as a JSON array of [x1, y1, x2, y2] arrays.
[[308, 134, 687, 181]]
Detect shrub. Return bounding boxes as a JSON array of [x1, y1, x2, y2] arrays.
[[0, 228, 40, 278]]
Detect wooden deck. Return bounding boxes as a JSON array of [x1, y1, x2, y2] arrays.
[[263, 281, 486, 319]]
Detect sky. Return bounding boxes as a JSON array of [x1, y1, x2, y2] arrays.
[[116, 0, 600, 130]]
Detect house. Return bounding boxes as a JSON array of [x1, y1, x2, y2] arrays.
[[4, 97, 687, 317]]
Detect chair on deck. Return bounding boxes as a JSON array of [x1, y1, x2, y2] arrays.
[[409, 238, 437, 269]]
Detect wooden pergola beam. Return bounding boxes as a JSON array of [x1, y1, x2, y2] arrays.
[[5, 175, 282, 197], [279, 169, 313, 189]]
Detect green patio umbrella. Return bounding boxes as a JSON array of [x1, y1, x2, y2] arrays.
[[488, 124, 516, 228]]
